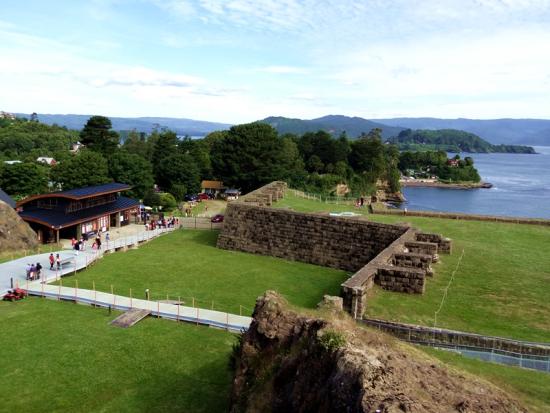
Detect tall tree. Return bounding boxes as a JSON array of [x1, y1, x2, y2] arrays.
[[210, 123, 289, 192], [80, 116, 119, 156], [107, 151, 154, 199], [151, 130, 178, 179], [52, 150, 110, 190], [0, 162, 49, 198], [156, 153, 201, 197]]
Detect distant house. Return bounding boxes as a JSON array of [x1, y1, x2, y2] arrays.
[[0, 188, 15, 208], [37, 157, 57, 166], [447, 159, 460, 167], [70, 142, 83, 153], [4, 160, 22, 165], [0, 111, 16, 120], [201, 180, 225, 196]]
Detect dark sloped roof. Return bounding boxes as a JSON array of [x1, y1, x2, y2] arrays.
[[17, 182, 132, 207], [60, 182, 131, 198], [0, 188, 15, 208], [19, 196, 139, 229]]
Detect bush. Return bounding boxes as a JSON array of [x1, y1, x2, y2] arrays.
[[159, 192, 177, 211], [318, 329, 346, 352]]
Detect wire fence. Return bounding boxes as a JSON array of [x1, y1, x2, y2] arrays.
[[289, 189, 357, 205], [362, 318, 550, 373], [179, 217, 224, 230]]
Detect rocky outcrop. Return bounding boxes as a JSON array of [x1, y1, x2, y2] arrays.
[[0, 200, 39, 252], [230, 291, 525, 413]]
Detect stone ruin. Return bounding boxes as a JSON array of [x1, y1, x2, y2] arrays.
[[217, 182, 452, 318]]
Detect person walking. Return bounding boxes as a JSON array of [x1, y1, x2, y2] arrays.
[[96, 236, 101, 250], [49, 253, 55, 270], [36, 262, 42, 280], [56, 254, 61, 270]]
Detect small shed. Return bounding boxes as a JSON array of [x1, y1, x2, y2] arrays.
[[201, 180, 225, 196]]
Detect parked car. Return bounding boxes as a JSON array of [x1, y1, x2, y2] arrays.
[[198, 193, 209, 200], [211, 214, 224, 223], [184, 194, 199, 202]]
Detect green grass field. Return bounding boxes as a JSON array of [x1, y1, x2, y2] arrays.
[[277, 191, 550, 342], [2, 298, 548, 413], [0, 298, 234, 413], [53, 230, 349, 315]]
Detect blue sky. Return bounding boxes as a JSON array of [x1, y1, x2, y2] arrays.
[[1, 0, 549, 123]]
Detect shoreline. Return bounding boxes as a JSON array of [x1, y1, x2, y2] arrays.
[[400, 181, 492, 189]]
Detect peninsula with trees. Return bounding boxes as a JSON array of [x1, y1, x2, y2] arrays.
[[388, 129, 536, 153]]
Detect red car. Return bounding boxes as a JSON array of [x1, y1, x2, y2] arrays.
[[198, 193, 209, 201], [211, 214, 224, 223]]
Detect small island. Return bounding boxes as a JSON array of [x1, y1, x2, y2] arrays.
[[388, 129, 536, 154]]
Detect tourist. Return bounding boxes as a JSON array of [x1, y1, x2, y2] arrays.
[[74, 240, 80, 255], [49, 253, 55, 270], [96, 236, 101, 250], [26, 263, 32, 280], [106, 232, 110, 242], [29, 264, 36, 281], [56, 254, 61, 270], [36, 262, 42, 280], [71, 237, 76, 247]]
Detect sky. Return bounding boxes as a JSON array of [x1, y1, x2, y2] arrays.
[[1, 0, 549, 123]]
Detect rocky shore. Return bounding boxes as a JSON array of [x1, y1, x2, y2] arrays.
[[400, 180, 492, 189]]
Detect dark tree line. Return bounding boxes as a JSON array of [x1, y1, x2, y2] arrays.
[[0, 116, 409, 202]]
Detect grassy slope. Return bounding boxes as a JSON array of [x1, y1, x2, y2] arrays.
[[276, 192, 550, 342], [0, 298, 234, 413], [54, 230, 348, 314], [420, 348, 550, 413]]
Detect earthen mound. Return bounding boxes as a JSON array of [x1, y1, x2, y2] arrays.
[[230, 291, 525, 413], [0, 200, 38, 252]]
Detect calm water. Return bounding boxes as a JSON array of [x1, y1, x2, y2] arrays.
[[399, 146, 550, 219]]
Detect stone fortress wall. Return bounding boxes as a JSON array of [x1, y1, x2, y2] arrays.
[[217, 182, 452, 318]]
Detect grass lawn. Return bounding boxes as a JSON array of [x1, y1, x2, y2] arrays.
[[421, 347, 550, 413], [53, 229, 349, 315], [276, 191, 550, 342], [0, 298, 234, 413]]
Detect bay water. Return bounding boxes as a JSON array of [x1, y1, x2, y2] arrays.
[[398, 146, 550, 219]]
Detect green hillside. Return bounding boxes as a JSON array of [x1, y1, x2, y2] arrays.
[[388, 129, 536, 153], [260, 115, 404, 139]]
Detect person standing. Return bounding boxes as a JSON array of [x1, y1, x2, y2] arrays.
[[56, 254, 61, 270], [36, 262, 42, 280], [49, 253, 55, 270]]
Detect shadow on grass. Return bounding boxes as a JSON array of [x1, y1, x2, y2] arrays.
[[183, 230, 220, 248], [136, 357, 232, 413]]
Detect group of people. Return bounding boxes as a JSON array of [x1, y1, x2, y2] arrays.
[[48, 253, 62, 270], [144, 217, 178, 231], [71, 232, 109, 253], [25, 262, 43, 281]]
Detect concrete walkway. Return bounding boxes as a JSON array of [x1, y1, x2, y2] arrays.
[[24, 282, 252, 332], [1, 227, 175, 295], [2, 225, 253, 332]]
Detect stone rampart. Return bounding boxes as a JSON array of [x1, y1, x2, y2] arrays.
[[218, 182, 452, 318], [218, 203, 408, 272]]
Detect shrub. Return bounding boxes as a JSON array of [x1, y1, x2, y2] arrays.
[[318, 329, 346, 352]]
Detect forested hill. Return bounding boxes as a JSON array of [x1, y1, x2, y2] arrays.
[[260, 115, 404, 139], [375, 117, 550, 146], [388, 129, 536, 153], [15, 113, 231, 136]]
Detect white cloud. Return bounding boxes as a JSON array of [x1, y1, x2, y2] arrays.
[[258, 66, 309, 74]]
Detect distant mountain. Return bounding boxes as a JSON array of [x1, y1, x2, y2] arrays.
[[374, 118, 550, 146], [260, 115, 404, 139], [389, 129, 536, 153], [15, 113, 231, 137]]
